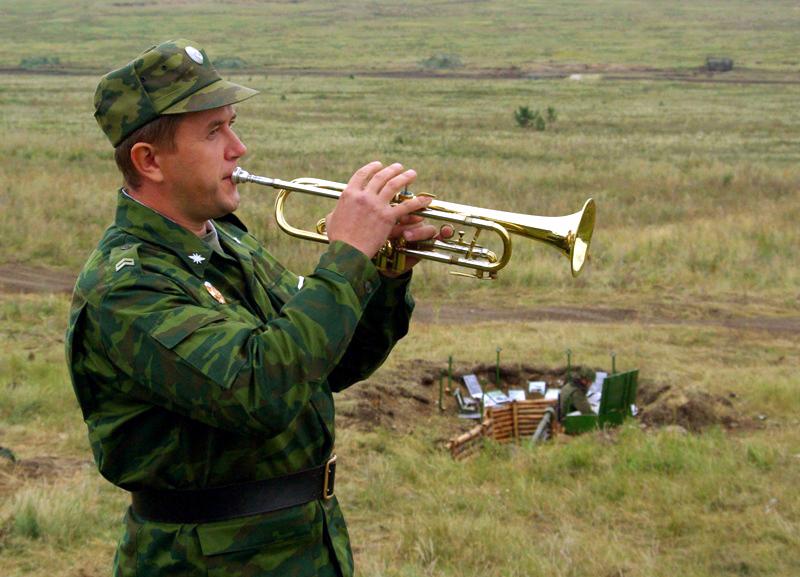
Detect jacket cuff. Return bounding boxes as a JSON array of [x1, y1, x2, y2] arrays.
[[374, 271, 414, 310], [315, 241, 381, 305]]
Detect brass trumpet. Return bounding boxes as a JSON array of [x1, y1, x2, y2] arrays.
[[231, 167, 595, 279]]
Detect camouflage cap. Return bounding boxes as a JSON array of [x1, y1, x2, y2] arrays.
[[568, 366, 596, 386], [94, 39, 258, 146]]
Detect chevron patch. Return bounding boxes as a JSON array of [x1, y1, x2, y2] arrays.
[[115, 257, 135, 272]]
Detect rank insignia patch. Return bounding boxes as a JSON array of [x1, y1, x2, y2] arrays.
[[204, 281, 226, 304]]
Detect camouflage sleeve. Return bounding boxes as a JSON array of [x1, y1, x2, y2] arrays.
[[92, 241, 380, 437], [572, 390, 595, 415], [327, 272, 414, 392]]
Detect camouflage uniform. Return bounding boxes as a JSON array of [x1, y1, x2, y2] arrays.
[[67, 40, 414, 577], [558, 383, 594, 418], [558, 367, 596, 419]]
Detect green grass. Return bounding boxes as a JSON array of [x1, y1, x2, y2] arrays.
[[341, 424, 800, 577]]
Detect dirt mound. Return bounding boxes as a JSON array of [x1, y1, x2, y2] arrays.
[[337, 359, 443, 434], [638, 384, 742, 432]]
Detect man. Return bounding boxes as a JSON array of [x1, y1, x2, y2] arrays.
[[66, 39, 443, 577], [558, 366, 597, 420]]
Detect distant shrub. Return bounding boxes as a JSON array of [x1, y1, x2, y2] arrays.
[[419, 53, 463, 70], [546, 106, 558, 123], [213, 56, 247, 69], [19, 56, 61, 70], [514, 106, 546, 130], [514, 106, 534, 127]]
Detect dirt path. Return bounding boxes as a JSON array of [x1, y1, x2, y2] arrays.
[[413, 302, 800, 334], [2, 65, 800, 85], [0, 264, 76, 295], [2, 264, 798, 335]]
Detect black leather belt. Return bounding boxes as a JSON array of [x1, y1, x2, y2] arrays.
[[131, 455, 336, 524]]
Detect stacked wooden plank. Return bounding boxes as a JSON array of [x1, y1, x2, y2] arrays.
[[447, 399, 557, 460], [446, 423, 486, 460]]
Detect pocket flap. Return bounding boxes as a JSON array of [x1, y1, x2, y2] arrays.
[[197, 502, 318, 556], [149, 312, 226, 350]]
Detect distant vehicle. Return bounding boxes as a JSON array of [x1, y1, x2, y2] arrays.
[[706, 57, 734, 72]]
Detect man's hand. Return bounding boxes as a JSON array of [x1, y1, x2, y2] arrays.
[[325, 162, 434, 260], [379, 216, 455, 278]]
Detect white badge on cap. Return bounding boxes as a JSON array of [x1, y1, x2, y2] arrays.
[[185, 46, 204, 64]]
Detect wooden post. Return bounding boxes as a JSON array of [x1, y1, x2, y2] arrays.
[[512, 402, 519, 442]]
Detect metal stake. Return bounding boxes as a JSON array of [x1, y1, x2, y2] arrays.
[[495, 347, 502, 388], [438, 371, 444, 412], [566, 348, 572, 382], [447, 355, 453, 393]]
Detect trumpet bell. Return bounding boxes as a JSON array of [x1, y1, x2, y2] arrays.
[[428, 197, 596, 277], [570, 199, 595, 277]]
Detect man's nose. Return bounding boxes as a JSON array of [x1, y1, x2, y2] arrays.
[[227, 130, 247, 159]]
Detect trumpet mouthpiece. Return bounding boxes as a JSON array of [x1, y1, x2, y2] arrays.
[[231, 167, 251, 184]]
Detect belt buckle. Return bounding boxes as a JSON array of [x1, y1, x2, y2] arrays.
[[323, 455, 336, 500]]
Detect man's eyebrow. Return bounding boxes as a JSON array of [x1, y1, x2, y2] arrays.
[[207, 113, 237, 130]]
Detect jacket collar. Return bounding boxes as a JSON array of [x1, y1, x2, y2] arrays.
[[114, 189, 214, 277]]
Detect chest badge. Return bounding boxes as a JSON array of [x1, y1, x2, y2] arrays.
[[204, 281, 227, 304], [189, 253, 206, 264]]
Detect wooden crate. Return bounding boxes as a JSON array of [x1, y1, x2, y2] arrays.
[[447, 399, 556, 459]]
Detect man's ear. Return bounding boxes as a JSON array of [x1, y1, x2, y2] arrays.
[[130, 142, 165, 184]]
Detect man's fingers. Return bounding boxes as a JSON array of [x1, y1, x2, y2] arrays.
[[346, 161, 384, 191], [388, 218, 424, 240], [376, 168, 416, 203], [390, 194, 431, 221], [361, 163, 404, 195], [401, 223, 439, 242], [396, 214, 424, 226]]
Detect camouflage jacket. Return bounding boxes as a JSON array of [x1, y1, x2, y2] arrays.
[[558, 383, 594, 418], [66, 191, 415, 577]]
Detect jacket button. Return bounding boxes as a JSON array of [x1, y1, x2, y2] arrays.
[[364, 281, 373, 293]]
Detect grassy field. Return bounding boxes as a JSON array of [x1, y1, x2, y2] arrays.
[[2, 1, 800, 576], [2, 0, 800, 72], [1, 293, 799, 576], [3, 73, 800, 301]]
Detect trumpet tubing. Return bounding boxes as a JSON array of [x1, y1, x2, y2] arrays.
[[231, 167, 595, 279]]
